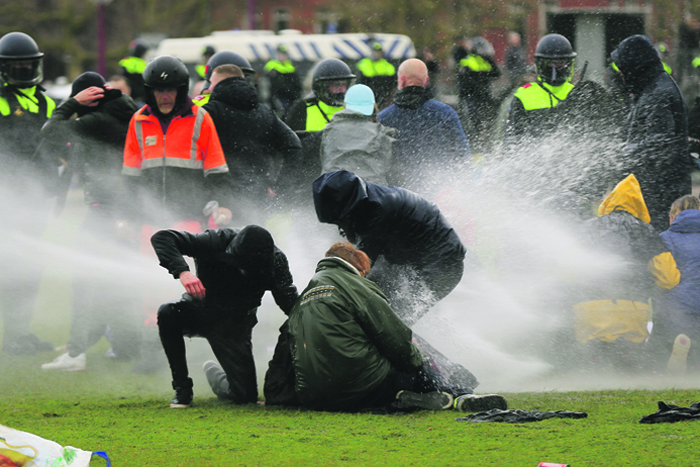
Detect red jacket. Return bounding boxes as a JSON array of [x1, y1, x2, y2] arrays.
[[123, 103, 231, 224]]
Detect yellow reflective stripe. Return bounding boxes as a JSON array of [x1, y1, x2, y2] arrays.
[[694, 57, 700, 68], [193, 94, 209, 107], [663, 62, 672, 75], [514, 81, 574, 111], [265, 60, 296, 74], [357, 58, 395, 77], [190, 106, 206, 161], [119, 57, 147, 74], [306, 101, 342, 131], [611, 62, 620, 72], [460, 54, 493, 72], [0, 97, 10, 116], [196, 64, 206, 78], [648, 252, 680, 289]]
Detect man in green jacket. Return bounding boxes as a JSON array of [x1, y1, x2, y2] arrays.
[[267, 242, 507, 413]]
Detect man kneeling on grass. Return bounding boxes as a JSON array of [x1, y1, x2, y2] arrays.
[[267, 242, 507, 412], [151, 225, 298, 408]]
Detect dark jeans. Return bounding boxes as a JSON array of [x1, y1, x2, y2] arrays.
[[157, 297, 259, 404], [367, 257, 464, 326]]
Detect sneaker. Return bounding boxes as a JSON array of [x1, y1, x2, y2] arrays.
[[667, 334, 691, 374], [395, 391, 454, 411], [454, 394, 508, 412], [203, 360, 230, 400], [170, 378, 194, 408], [41, 352, 86, 371]]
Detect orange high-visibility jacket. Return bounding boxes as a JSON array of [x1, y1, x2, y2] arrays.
[[123, 104, 230, 221]]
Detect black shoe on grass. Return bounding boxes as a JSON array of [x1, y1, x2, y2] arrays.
[[454, 394, 508, 412], [170, 378, 193, 408]]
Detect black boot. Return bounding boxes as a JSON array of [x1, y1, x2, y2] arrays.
[[170, 378, 194, 408]]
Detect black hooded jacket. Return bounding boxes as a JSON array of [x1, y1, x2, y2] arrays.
[[204, 77, 301, 196], [151, 227, 298, 314], [312, 170, 466, 267], [41, 90, 138, 207], [612, 35, 691, 231]]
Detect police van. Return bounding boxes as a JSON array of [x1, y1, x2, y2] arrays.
[[153, 30, 415, 99]]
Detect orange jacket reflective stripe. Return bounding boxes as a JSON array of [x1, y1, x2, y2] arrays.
[[123, 104, 228, 177]]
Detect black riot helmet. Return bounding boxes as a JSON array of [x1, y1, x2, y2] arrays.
[[201, 51, 255, 91], [534, 34, 577, 86], [127, 39, 148, 58], [143, 55, 190, 115], [311, 58, 356, 106], [0, 32, 44, 88]]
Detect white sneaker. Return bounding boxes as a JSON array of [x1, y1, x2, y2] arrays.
[[667, 334, 691, 374], [41, 352, 86, 371]]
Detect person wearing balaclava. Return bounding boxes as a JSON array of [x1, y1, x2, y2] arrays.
[[611, 34, 691, 232], [40, 71, 141, 371], [150, 225, 298, 409]]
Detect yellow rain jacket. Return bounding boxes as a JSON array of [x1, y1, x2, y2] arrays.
[[574, 174, 664, 344]]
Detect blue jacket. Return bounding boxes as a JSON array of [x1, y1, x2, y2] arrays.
[[377, 86, 470, 192], [660, 209, 700, 315]]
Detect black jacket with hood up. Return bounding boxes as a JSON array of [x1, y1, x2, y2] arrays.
[[312, 170, 466, 268], [204, 77, 301, 197], [41, 90, 138, 207], [151, 226, 298, 314], [612, 35, 692, 232]]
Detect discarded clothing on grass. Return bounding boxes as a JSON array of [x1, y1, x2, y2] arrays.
[[456, 409, 588, 423], [0, 423, 111, 466], [639, 401, 700, 424]]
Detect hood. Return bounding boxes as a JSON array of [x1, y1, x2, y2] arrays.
[[224, 225, 275, 274], [312, 170, 369, 224], [597, 173, 651, 223], [669, 209, 700, 234], [611, 35, 664, 92], [393, 86, 430, 110], [210, 76, 258, 111]]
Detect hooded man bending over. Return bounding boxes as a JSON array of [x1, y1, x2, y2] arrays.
[[151, 226, 298, 408]]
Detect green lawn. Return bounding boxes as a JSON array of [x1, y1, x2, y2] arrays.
[[2, 191, 700, 465]]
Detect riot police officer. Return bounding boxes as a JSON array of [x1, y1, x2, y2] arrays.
[[285, 58, 355, 132], [0, 31, 56, 355], [194, 51, 256, 107], [118, 39, 149, 103], [504, 33, 577, 141]]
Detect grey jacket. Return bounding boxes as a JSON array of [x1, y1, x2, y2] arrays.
[[320, 109, 396, 185]]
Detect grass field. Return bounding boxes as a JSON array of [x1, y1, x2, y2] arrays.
[[2, 190, 700, 466], [1, 356, 699, 466]]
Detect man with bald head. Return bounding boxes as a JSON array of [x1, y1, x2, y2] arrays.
[[378, 59, 471, 196]]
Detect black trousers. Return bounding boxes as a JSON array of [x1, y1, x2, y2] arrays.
[[157, 297, 259, 404]]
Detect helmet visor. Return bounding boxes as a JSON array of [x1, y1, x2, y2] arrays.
[[320, 79, 351, 106], [537, 57, 574, 86], [5, 59, 42, 87]]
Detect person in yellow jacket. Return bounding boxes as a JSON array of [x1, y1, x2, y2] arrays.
[[285, 58, 355, 132], [264, 45, 302, 118], [356, 42, 396, 110], [0, 31, 57, 355], [504, 34, 576, 143], [118, 39, 148, 103], [569, 174, 667, 367]]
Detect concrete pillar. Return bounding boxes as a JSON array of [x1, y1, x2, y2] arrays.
[[575, 14, 606, 82]]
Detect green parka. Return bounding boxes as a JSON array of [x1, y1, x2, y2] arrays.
[[288, 257, 422, 410]]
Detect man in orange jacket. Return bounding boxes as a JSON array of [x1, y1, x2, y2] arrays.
[[122, 55, 234, 373]]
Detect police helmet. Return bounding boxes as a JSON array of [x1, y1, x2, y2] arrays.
[[0, 32, 44, 88], [201, 51, 255, 91], [470, 37, 494, 57], [128, 39, 148, 58], [202, 45, 216, 57], [143, 55, 190, 113], [311, 58, 356, 106], [534, 34, 577, 86]]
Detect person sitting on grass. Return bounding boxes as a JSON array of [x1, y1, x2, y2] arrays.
[[264, 242, 507, 413], [648, 194, 700, 374]]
